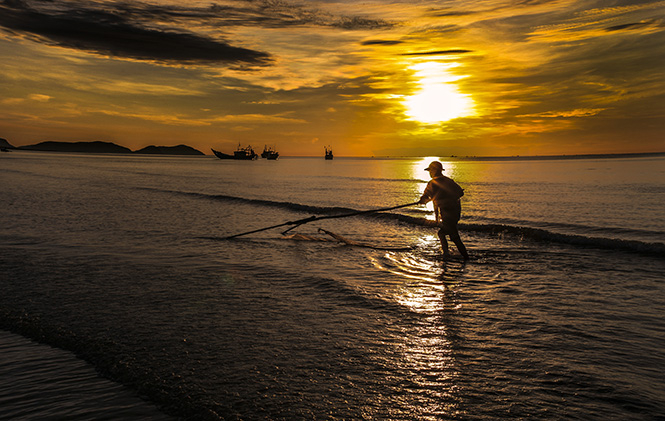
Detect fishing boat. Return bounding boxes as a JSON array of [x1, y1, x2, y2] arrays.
[[261, 145, 279, 160], [211, 148, 233, 159], [211, 144, 258, 160], [234, 145, 258, 160], [324, 146, 333, 160]]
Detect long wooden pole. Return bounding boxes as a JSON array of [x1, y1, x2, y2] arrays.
[[223, 201, 419, 239]]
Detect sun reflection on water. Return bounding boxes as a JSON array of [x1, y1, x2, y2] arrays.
[[369, 247, 465, 314], [379, 252, 463, 418]]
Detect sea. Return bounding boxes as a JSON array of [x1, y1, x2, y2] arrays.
[[1, 150, 664, 420]]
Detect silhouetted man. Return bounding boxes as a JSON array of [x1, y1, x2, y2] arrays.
[[419, 161, 469, 260]]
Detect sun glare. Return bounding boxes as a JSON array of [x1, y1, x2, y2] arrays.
[[403, 62, 474, 124]]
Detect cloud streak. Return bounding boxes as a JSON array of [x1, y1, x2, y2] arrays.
[[0, 0, 394, 67], [401, 49, 473, 56], [0, 0, 271, 65]]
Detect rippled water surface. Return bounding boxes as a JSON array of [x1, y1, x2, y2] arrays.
[[1, 151, 664, 419]]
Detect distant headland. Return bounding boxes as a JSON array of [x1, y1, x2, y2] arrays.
[[0, 139, 204, 155], [2, 138, 664, 160]]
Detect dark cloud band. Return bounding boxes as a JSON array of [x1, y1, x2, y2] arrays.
[[0, 0, 271, 66], [0, 0, 393, 67], [605, 21, 654, 32], [361, 40, 404, 46], [401, 49, 472, 56]]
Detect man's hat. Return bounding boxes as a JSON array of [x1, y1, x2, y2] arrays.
[[424, 161, 444, 172]]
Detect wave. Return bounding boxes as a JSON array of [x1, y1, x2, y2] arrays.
[[469, 216, 665, 240], [310, 174, 427, 184], [459, 223, 665, 256], [142, 187, 401, 218], [145, 188, 665, 256]]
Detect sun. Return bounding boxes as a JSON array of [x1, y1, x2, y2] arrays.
[[403, 61, 474, 124]]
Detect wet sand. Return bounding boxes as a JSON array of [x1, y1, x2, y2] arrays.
[[0, 330, 171, 420]]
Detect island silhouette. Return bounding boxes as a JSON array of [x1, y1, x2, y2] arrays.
[[2, 138, 664, 160], [1, 139, 204, 155]]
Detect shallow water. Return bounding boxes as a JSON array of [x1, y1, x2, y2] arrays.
[[0, 331, 171, 420], [1, 151, 664, 419]]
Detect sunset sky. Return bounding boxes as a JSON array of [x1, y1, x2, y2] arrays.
[[1, 0, 664, 157]]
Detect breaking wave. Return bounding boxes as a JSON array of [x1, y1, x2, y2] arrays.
[[459, 223, 665, 256], [145, 188, 665, 257]]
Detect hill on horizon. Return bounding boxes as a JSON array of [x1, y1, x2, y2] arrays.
[[18, 141, 132, 154], [1, 138, 14, 149], [134, 145, 204, 155], [11, 140, 205, 155]]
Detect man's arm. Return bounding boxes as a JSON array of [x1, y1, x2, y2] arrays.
[[419, 181, 433, 204]]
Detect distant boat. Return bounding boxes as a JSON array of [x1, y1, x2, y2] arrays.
[[261, 145, 279, 160], [324, 146, 333, 160], [211, 148, 233, 159], [211, 144, 258, 160]]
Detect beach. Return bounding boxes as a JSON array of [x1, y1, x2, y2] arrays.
[[1, 151, 664, 419], [0, 330, 171, 419]]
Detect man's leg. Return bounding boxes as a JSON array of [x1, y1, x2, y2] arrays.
[[437, 228, 450, 256], [449, 227, 469, 260]]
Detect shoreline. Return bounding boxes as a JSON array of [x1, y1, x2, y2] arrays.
[[5, 148, 665, 161], [0, 329, 172, 420]]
